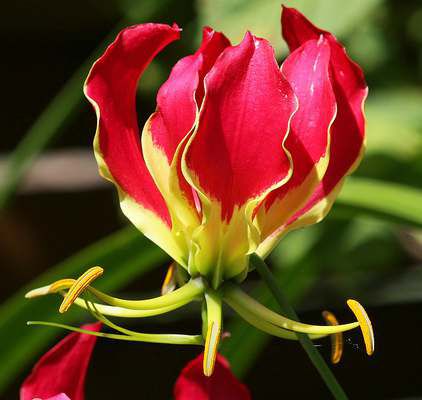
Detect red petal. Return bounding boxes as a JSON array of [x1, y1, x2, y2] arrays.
[[147, 27, 230, 212], [151, 27, 230, 162], [174, 353, 251, 400], [84, 24, 180, 226], [184, 32, 296, 221], [257, 37, 336, 238], [20, 323, 101, 400], [281, 6, 367, 228]]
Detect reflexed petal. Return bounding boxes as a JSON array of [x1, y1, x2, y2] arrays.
[[182, 33, 296, 283], [84, 23, 184, 264], [266, 6, 367, 245], [142, 28, 230, 238], [20, 323, 101, 400], [184, 32, 295, 221], [174, 353, 251, 400], [150, 27, 230, 162], [256, 37, 336, 255]]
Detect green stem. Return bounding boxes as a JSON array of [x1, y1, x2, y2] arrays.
[[250, 254, 349, 400]]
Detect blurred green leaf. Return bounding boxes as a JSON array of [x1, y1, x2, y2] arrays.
[[0, 1, 168, 210], [197, 0, 383, 55], [336, 177, 422, 228], [0, 227, 168, 394], [365, 89, 422, 160]]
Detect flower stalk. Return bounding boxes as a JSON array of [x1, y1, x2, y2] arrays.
[[251, 253, 349, 400]]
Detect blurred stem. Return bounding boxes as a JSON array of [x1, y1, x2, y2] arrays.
[[251, 254, 348, 400]]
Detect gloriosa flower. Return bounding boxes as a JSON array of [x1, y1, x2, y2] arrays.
[[26, 6, 374, 378]]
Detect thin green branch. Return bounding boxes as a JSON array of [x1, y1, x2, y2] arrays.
[[250, 254, 349, 400]]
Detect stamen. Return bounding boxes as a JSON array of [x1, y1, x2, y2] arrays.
[[347, 299, 375, 356], [85, 300, 204, 345], [27, 321, 203, 345], [59, 267, 104, 313], [71, 296, 189, 318], [51, 279, 76, 292], [28, 275, 204, 311], [161, 262, 177, 295], [203, 290, 222, 377], [225, 296, 326, 341], [322, 310, 343, 364], [224, 284, 359, 335], [204, 321, 220, 376]]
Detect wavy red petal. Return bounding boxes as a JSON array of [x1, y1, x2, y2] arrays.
[[281, 6, 367, 226], [20, 323, 101, 400], [260, 37, 335, 227], [149, 27, 230, 210], [185, 32, 296, 221], [151, 27, 230, 162], [85, 24, 180, 226]]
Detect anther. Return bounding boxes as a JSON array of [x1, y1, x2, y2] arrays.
[[322, 310, 343, 364], [161, 262, 177, 295], [59, 267, 104, 313], [346, 299, 374, 356], [203, 321, 221, 377]]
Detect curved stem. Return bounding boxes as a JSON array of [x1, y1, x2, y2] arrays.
[[224, 283, 358, 335], [27, 321, 203, 345], [223, 296, 326, 341], [250, 253, 348, 400]]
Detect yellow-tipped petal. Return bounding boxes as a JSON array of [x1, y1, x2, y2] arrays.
[[347, 299, 374, 356], [203, 321, 221, 377], [161, 262, 177, 295], [322, 310, 343, 364], [59, 267, 104, 314]]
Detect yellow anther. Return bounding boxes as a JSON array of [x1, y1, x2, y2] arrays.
[[347, 299, 375, 356], [59, 267, 104, 314], [203, 321, 221, 377], [322, 310, 343, 364], [161, 262, 177, 295]]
